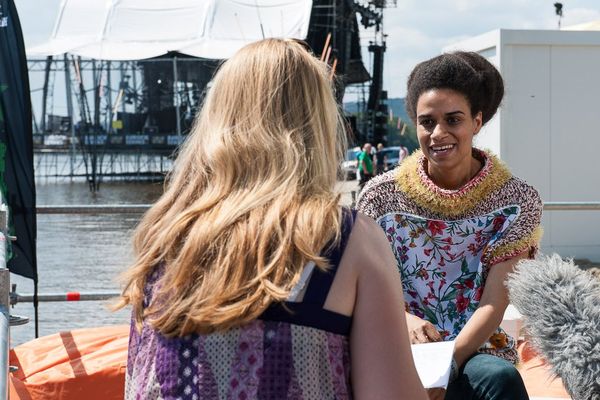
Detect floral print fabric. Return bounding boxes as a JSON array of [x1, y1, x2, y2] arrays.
[[357, 149, 543, 363], [379, 207, 519, 360]]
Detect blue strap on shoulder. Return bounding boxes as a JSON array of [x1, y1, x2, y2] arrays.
[[303, 208, 357, 307]]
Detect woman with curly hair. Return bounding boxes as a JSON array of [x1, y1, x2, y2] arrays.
[[117, 38, 426, 400], [357, 51, 543, 400]]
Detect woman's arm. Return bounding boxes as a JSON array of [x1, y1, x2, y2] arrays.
[[348, 214, 428, 400], [453, 252, 527, 367]]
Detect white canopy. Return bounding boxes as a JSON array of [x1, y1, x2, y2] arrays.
[[27, 0, 313, 60]]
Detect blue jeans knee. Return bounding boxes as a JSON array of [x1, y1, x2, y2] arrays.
[[445, 353, 529, 400]]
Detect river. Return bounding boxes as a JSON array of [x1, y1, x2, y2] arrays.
[[9, 178, 358, 347], [9, 180, 163, 346]]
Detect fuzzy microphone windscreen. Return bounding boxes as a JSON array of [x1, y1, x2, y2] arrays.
[[507, 254, 600, 400]]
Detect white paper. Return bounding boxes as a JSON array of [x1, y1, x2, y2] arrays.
[[410, 340, 456, 389]]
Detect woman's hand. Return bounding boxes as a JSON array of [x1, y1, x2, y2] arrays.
[[405, 312, 442, 344]]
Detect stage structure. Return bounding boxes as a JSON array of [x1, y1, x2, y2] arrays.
[[27, 0, 396, 190]]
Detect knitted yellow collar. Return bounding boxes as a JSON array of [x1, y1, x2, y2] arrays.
[[394, 149, 512, 217]]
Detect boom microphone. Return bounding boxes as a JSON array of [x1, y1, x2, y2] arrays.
[[507, 254, 600, 400]]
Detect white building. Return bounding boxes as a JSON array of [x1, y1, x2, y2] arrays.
[[445, 29, 600, 262]]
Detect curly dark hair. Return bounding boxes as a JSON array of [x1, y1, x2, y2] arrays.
[[405, 51, 504, 126]]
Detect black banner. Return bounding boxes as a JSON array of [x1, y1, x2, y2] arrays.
[[0, 0, 37, 281]]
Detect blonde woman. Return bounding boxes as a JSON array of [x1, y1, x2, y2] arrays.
[[117, 39, 426, 399]]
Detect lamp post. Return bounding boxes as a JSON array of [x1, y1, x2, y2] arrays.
[[554, 2, 563, 29]]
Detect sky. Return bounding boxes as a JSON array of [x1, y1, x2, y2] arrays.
[[13, 0, 600, 99]]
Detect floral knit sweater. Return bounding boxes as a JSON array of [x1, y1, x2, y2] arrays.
[[356, 149, 543, 363]]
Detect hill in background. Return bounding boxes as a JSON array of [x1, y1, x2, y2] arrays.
[[343, 97, 412, 125]]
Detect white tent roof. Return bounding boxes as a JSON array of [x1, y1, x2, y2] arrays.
[[27, 0, 313, 60]]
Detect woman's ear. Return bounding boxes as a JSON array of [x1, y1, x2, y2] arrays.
[[473, 111, 483, 135]]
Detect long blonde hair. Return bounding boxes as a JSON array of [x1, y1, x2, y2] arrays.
[[117, 38, 347, 337]]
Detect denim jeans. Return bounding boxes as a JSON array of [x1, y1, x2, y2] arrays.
[[445, 353, 529, 400]]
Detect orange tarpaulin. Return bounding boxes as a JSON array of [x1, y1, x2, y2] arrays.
[[8, 325, 571, 399], [9, 325, 129, 400]]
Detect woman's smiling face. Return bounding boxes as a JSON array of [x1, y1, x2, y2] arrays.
[[416, 88, 483, 184]]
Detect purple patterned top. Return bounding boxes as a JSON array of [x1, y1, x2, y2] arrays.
[[356, 149, 543, 363], [125, 210, 356, 399]]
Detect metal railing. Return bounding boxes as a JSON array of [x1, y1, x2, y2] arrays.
[[11, 290, 119, 304], [542, 202, 600, 211], [0, 209, 10, 400], [0, 266, 9, 400], [34, 200, 600, 215], [10, 199, 596, 305], [37, 204, 150, 214]]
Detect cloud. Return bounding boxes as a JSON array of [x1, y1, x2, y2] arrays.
[[15, 0, 600, 100], [354, 0, 600, 97], [561, 7, 600, 27], [377, 26, 467, 99], [14, 0, 61, 47]]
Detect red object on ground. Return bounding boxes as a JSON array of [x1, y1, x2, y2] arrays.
[[65, 292, 81, 301]]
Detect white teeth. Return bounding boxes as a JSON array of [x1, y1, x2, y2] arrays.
[[432, 144, 454, 151]]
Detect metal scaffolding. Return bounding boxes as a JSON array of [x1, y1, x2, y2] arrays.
[[27, 1, 397, 189]]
